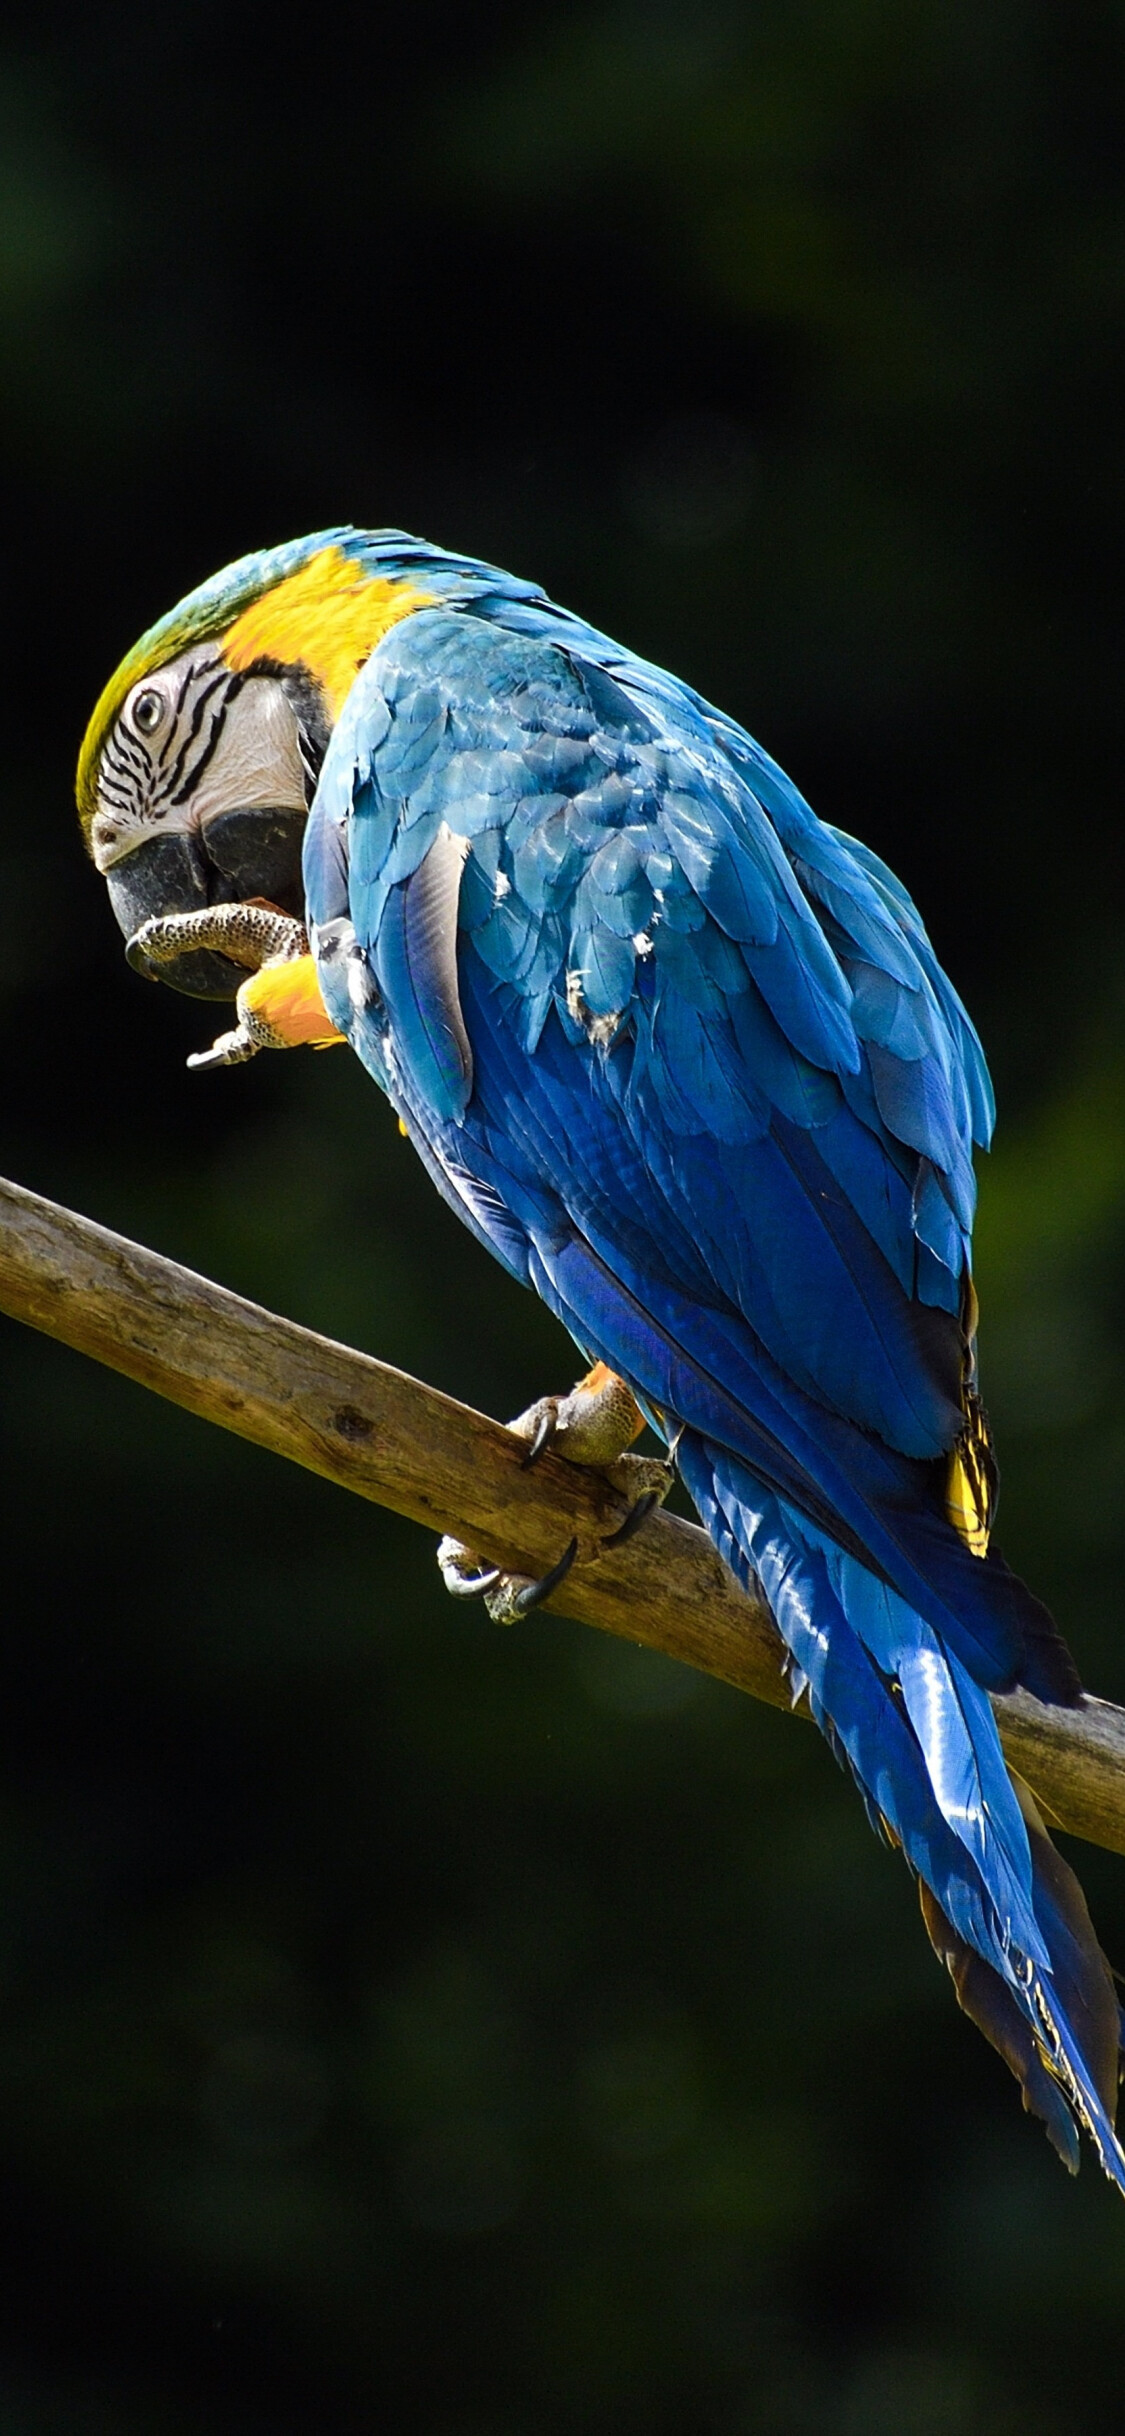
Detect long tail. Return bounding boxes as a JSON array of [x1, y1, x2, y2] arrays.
[[678, 1431, 1125, 2188]]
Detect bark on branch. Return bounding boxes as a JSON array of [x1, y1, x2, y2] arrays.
[[1, 1172, 1123, 1855]]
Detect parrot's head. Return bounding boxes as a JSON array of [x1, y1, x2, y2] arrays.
[[76, 527, 437, 998]]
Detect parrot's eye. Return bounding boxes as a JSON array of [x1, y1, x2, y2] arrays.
[[131, 688, 166, 737]]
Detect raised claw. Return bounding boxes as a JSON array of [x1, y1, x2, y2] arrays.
[[185, 1025, 262, 1072], [127, 906, 341, 1074]]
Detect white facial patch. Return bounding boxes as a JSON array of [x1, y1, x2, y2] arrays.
[[91, 643, 309, 874]]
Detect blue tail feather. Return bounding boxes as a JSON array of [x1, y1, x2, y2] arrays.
[[677, 1431, 1125, 2189]]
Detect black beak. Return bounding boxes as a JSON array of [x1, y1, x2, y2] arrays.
[[107, 808, 307, 1000]]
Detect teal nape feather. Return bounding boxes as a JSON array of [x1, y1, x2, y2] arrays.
[[80, 528, 1125, 2190]]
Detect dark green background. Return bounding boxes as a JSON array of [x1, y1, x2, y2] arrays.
[[3, 3, 1125, 2427]]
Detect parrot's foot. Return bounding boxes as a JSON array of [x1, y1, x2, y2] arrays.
[[126, 904, 343, 1070], [128, 902, 307, 978], [436, 1365, 674, 1624]]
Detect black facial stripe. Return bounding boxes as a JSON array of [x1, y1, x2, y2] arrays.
[[97, 776, 137, 815], [166, 672, 246, 809], [156, 654, 211, 769], [175, 658, 200, 713], [156, 667, 234, 803], [100, 744, 151, 811], [107, 728, 152, 784], [100, 747, 136, 792]]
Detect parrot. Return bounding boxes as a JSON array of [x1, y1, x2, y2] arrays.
[[77, 524, 1125, 2188]]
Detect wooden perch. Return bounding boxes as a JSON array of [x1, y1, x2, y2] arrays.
[[1, 1171, 1124, 1855]]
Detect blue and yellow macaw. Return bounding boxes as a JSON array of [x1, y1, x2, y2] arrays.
[[77, 526, 1125, 2186]]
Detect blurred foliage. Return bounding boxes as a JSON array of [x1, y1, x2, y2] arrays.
[[2, 0, 1125, 2428]]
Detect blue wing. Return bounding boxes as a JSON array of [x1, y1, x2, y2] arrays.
[[308, 607, 1032, 1640], [304, 596, 1122, 2185]]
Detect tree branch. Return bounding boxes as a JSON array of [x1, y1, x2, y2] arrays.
[[2, 1172, 1123, 1855]]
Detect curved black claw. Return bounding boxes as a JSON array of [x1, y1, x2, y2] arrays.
[[506, 1535, 579, 1620], [436, 1535, 504, 1600], [601, 1488, 661, 1551], [446, 1564, 504, 1599], [520, 1407, 558, 1469]]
